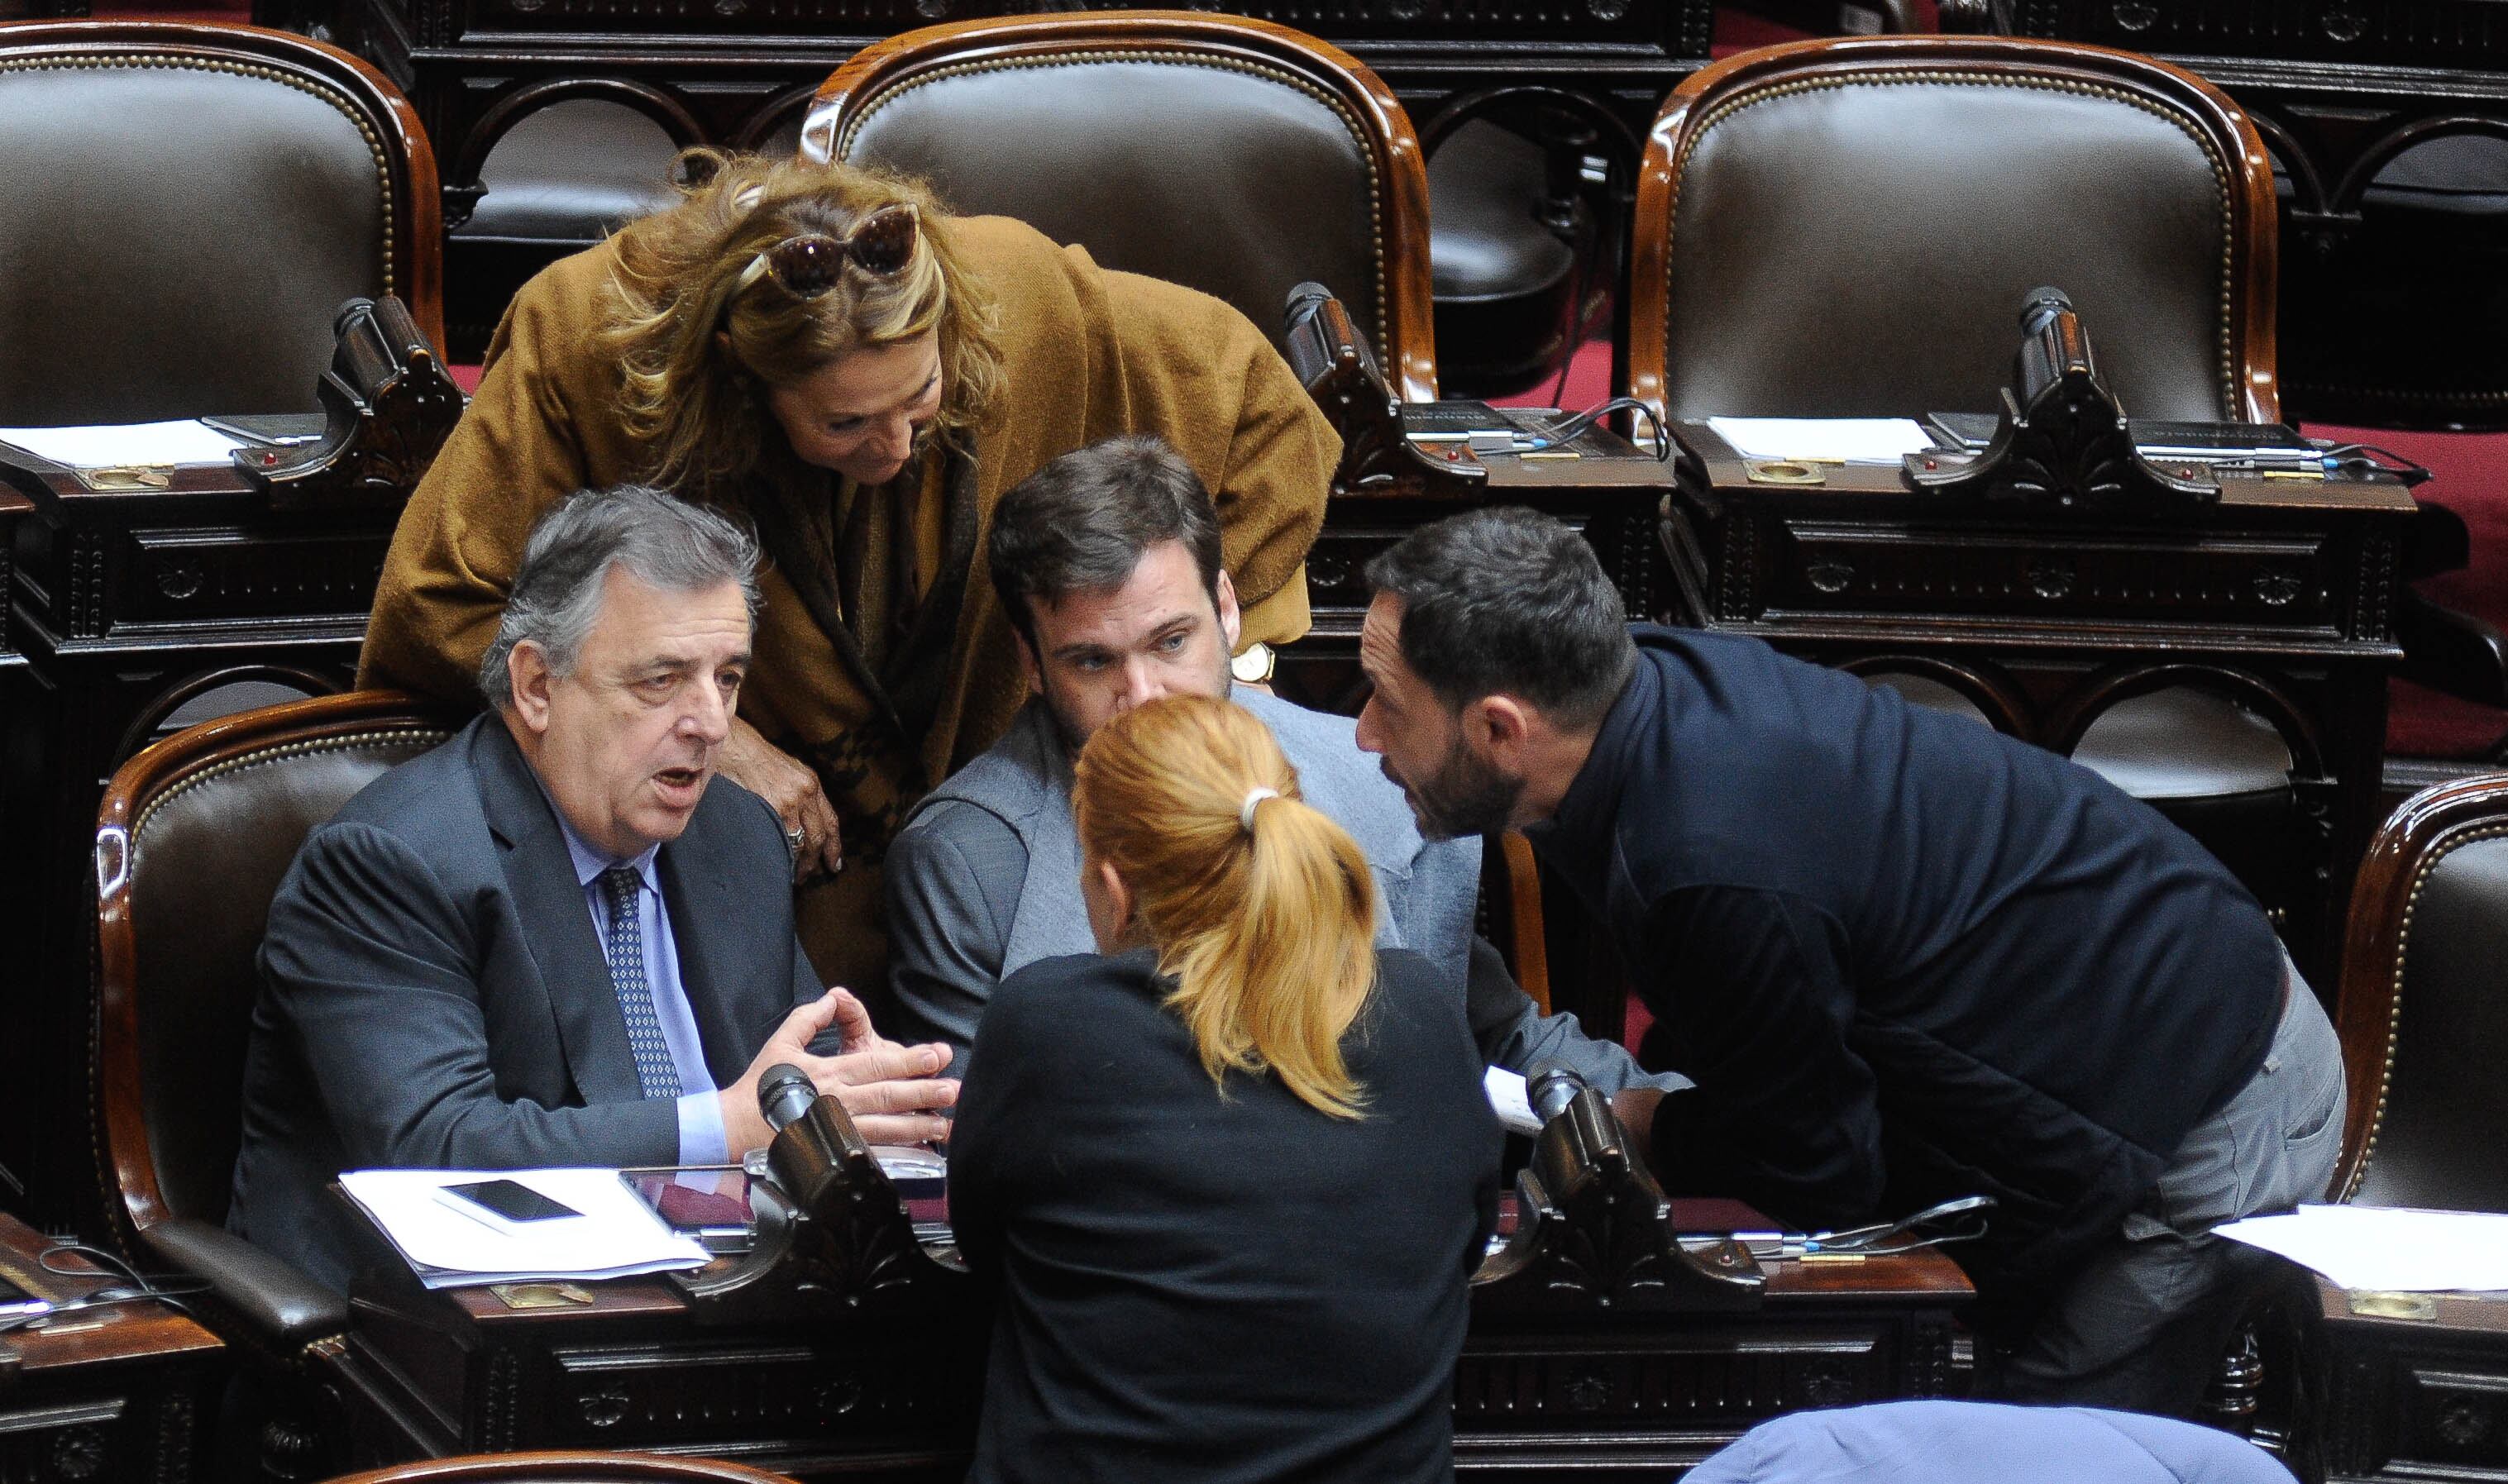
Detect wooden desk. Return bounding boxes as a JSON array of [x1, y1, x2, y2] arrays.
[[2300, 1279, 2508, 1484], [326, 1200, 1969, 1480], [1662, 420, 2419, 988], [0, 1213, 224, 1483]]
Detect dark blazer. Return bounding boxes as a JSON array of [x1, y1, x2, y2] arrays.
[[227, 714, 820, 1291], [950, 947, 1502, 1484]]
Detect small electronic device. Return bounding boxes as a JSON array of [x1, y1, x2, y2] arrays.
[[0, 1271, 51, 1325], [435, 1178, 584, 1233], [199, 413, 329, 447], [620, 1167, 755, 1254], [873, 1145, 948, 1200]]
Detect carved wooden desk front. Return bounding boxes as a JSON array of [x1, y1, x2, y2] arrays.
[[0, 1212, 224, 1484], [2296, 1279, 2508, 1484], [324, 1200, 1969, 1481], [1661, 419, 2418, 990]]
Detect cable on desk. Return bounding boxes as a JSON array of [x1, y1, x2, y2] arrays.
[[2315, 442, 2434, 488], [0, 1240, 213, 1335], [1522, 396, 1672, 461]]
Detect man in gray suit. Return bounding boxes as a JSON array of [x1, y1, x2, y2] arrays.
[[886, 436, 1675, 1107], [230, 486, 958, 1292]]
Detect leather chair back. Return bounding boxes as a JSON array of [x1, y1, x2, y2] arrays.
[[0, 21, 442, 424], [1629, 36, 2279, 424], [96, 693, 457, 1240], [805, 12, 1439, 402], [2334, 774, 2508, 1211]]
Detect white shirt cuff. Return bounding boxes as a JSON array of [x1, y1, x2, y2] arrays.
[[676, 1090, 729, 1166]]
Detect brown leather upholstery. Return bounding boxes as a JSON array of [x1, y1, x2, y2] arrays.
[[0, 21, 442, 424], [95, 693, 457, 1270], [1630, 36, 2279, 424], [2333, 775, 2508, 1212], [805, 12, 1439, 402], [322, 1453, 802, 1484]]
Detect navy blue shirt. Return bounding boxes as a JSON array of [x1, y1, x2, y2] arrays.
[[1527, 627, 2282, 1309]]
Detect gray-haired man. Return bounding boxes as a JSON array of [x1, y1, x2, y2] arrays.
[[885, 437, 1675, 1107], [229, 486, 957, 1292]]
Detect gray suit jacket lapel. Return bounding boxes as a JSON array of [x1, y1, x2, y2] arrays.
[[472, 721, 646, 1107]]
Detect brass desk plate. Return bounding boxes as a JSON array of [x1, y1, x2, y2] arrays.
[[74, 465, 173, 492], [1743, 458, 1826, 486], [2348, 1290, 2439, 1321], [489, 1281, 595, 1310]]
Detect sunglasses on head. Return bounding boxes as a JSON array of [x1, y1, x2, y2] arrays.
[[735, 203, 921, 302]]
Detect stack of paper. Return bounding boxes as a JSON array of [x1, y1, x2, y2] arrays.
[[1706, 417, 1936, 465], [341, 1167, 712, 1290], [0, 420, 246, 469], [2217, 1204, 2508, 1292]]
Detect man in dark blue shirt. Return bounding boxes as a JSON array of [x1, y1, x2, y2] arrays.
[[1350, 507, 2345, 1418]]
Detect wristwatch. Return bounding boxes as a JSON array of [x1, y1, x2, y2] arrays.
[[1230, 641, 1277, 685]]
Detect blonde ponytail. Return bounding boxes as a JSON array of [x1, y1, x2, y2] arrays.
[[1072, 695, 1378, 1119]]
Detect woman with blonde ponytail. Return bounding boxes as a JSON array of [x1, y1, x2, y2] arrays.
[[356, 148, 1335, 993], [950, 693, 1499, 1483]]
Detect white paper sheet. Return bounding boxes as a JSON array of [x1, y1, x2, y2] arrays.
[[1707, 417, 1934, 465], [341, 1167, 712, 1289], [1483, 1067, 1541, 1135], [2216, 1205, 2508, 1292], [0, 419, 246, 469]]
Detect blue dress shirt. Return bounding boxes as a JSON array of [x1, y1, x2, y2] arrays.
[[551, 810, 729, 1164]]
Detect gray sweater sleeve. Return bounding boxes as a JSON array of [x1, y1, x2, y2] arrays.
[[1464, 936, 1692, 1095], [884, 799, 1030, 1077]]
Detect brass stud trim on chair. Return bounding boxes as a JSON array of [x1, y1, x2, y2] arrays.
[[129, 727, 454, 845], [2338, 818, 2508, 1201], [835, 49, 1390, 368], [0, 50, 399, 301], [1665, 67, 2242, 422]]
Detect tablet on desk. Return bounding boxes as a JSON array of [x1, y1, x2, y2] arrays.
[[620, 1167, 755, 1254]]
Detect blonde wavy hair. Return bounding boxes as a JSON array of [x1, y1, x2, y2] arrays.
[[600, 149, 1005, 496], [1072, 694, 1379, 1119]]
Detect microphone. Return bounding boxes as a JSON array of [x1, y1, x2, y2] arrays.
[[1526, 1062, 1589, 1125], [757, 1063, 818, 1135], [1283, 279, 1335, 326], [2018, 284, 2074, 336], [1280, 279, 1380, 388]]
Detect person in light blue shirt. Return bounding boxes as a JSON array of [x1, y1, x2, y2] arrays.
[[230, 485, 957, 1292]]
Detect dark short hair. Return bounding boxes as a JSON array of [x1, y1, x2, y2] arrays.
[[987, 435, 1224, 646], [1362, 507, 1635, 730], [480, 484, 761, 709]]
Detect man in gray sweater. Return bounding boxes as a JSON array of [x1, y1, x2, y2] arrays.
[[886, 436, 1673, 1107]]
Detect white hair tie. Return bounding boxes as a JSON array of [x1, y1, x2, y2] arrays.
[[1240, 787, 1279, 833]]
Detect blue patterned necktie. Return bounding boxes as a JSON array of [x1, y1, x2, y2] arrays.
[[598, 866, 682, 1100]]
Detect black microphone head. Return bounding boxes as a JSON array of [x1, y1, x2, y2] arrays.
[[1526, 1062, 1588, 1123], [1283, 280, 1334, 322], [2018, 285, 2073, 333], [757, 1062, 818, 1133]]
